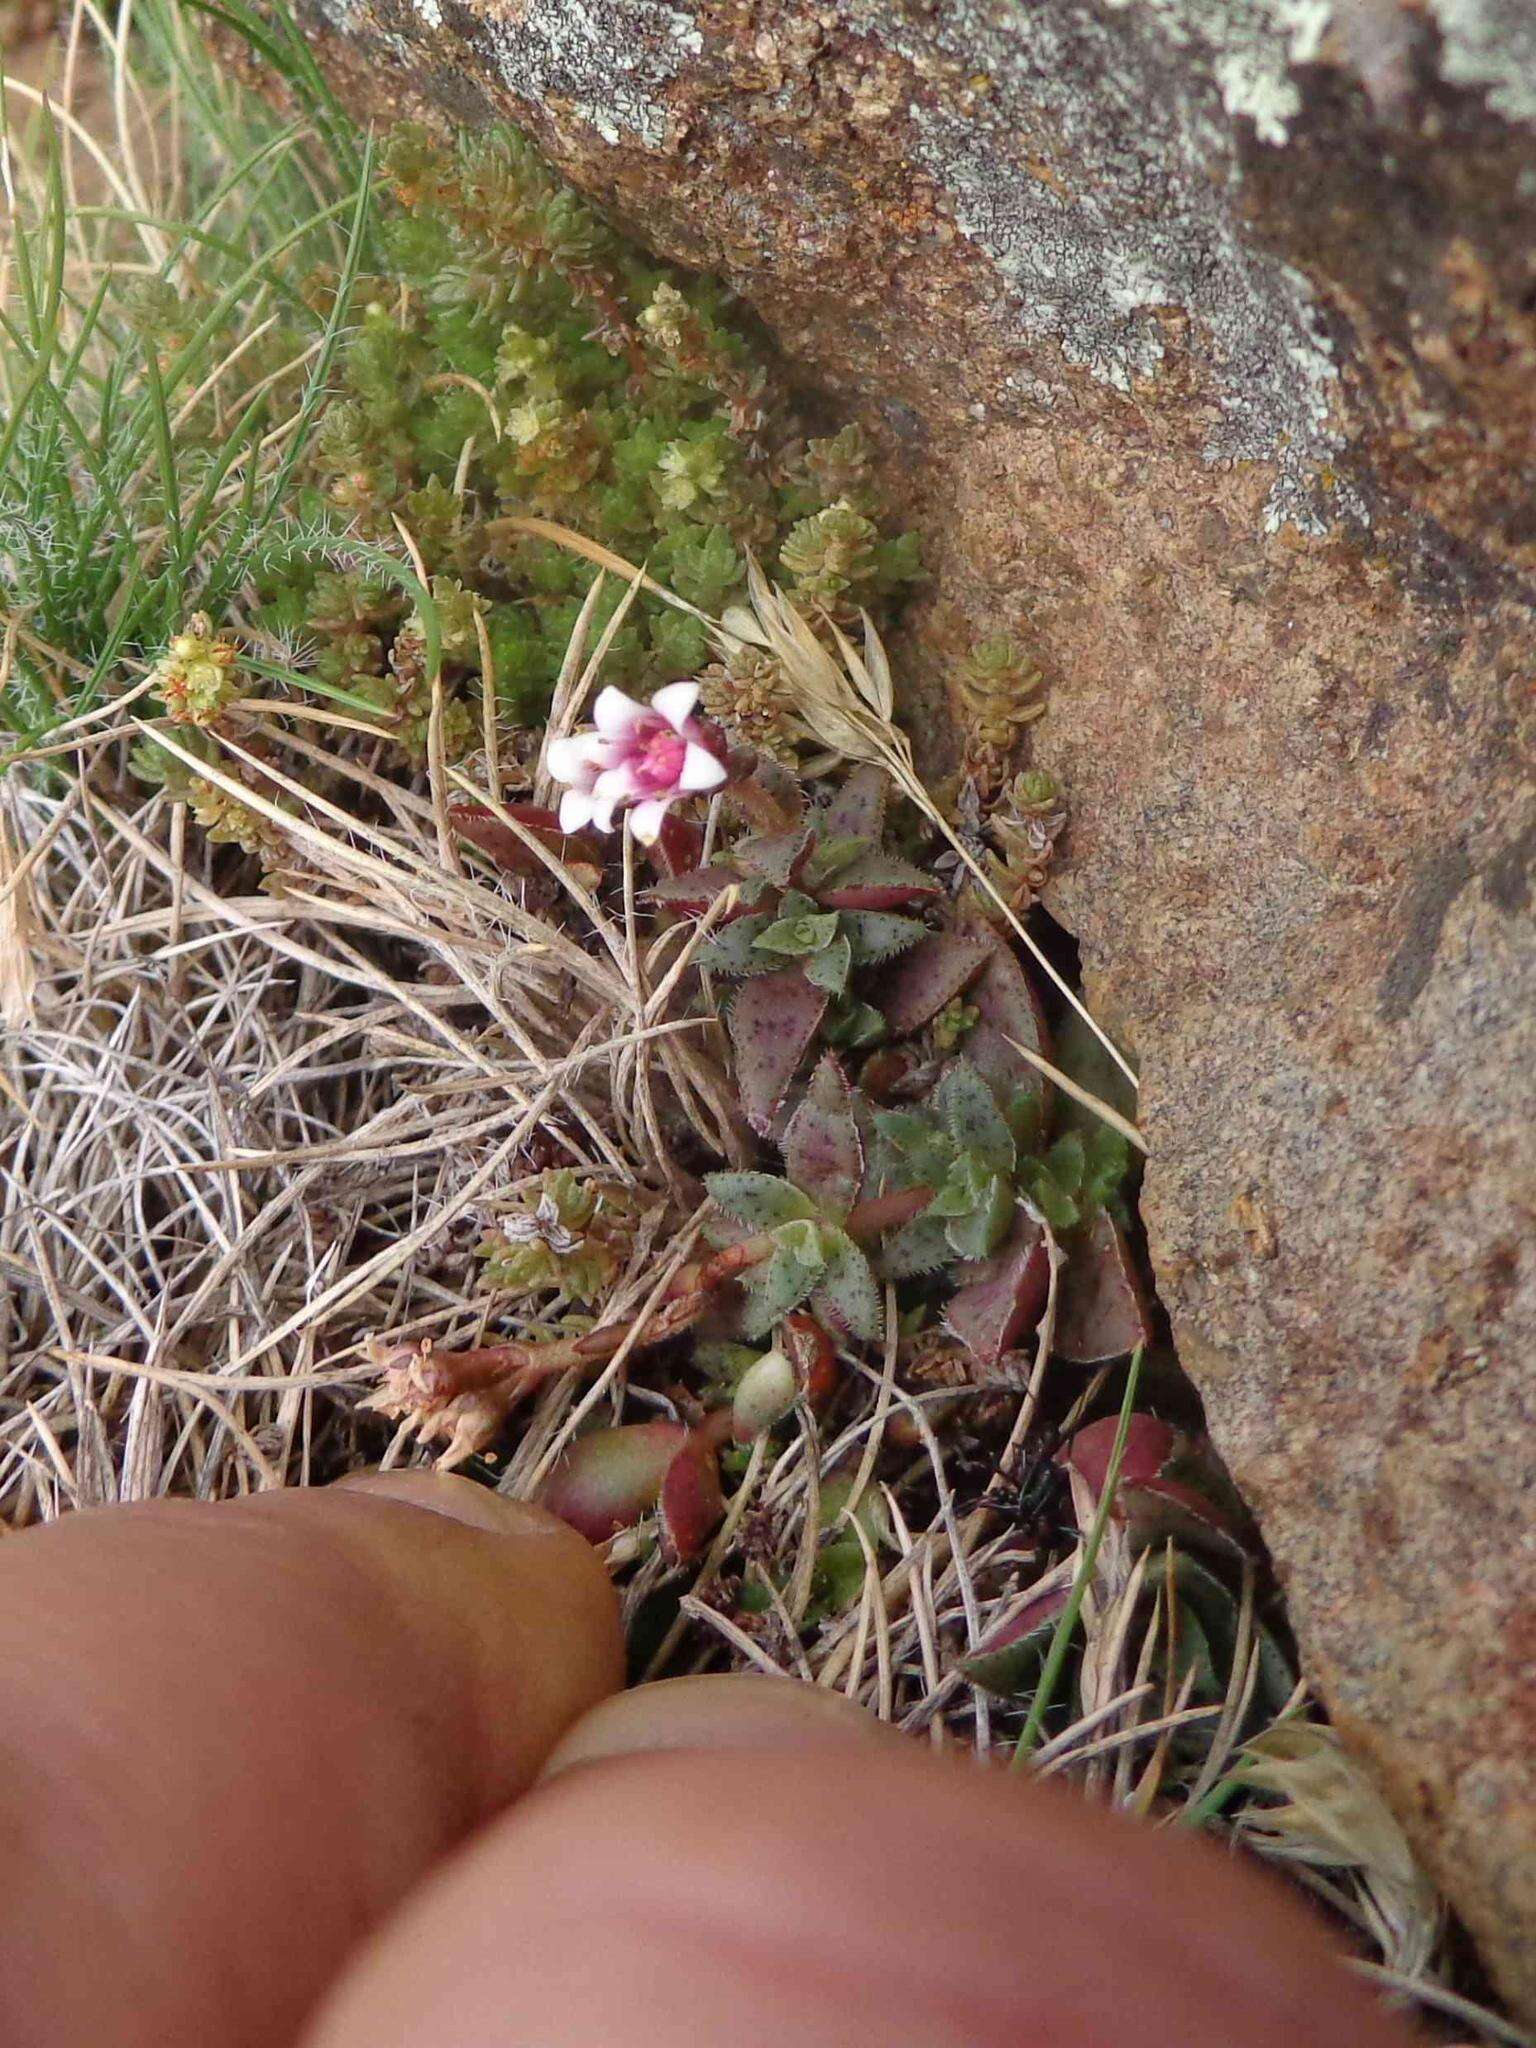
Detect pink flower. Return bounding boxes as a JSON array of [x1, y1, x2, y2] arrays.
[[546, 681, 728, 844]]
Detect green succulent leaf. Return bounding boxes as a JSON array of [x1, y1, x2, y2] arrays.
[[821, 999, 888, 1049], [873, 1110, 956, 1192], [878, 1209, 954, 1279], [1021, 1162, 1080, 1235], [739, 1235, 824, 1336], [801, 834, 870, 888], [754, 910, 842, 958], [1045, 1131, 1087, 1197], [842, 910, 928, 965], [1079, 1123, 1134, 1218], [704, 1170, 818, 1231], [697, 913, 780, 978], [935, 1061, 1016, 1175], [803, 933, 853, 995], [774, 1218, 828, 1263], [874, 1109, 933, 1156], [810, 1225, 883, 1343], [734, 829, 813, 888], [943, 1173, 1015, 1261]]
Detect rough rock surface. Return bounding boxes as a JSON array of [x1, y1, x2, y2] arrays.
[[295, 0, 1536, 2009]]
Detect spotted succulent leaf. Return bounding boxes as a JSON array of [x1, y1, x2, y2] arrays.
[[696, 912, 779, 978], [935, 1060, 1016, 1175], [809, 1226, 883, 1343], [734, 826, 814, 887], [874, 931, 992, 1037], [815, 849, 941, 912], [782, 1054, 862, 1217], [728, 967, 829, 1135], [813, 761, 887, 844], [803, 934, 852, 995], [877, 1209, 954, 1279], [739, 1234, 823, 1335], [843, 910, 928, 965], [705, 1170, 818, 1231]]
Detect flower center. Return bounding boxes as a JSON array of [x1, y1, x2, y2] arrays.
[[631, 718, 688, 794]]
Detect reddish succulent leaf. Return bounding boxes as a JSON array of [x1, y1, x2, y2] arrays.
[[1062, 1413, 1176, 1499], [964, 940, 1053, 1109], [962, 1581, 1072, 1697], [1120, 1479, 1245, 1557], [647, 865, 755, 921], [858, 1045, 928, 1104], [536, 1421, 687, 1542], [1052, 1211, 1155, 1364], [782, 1311, 839, 1408], [647, 811, 706, 878], [659, 1432, 727, 1563], [449, 801, 597, 876], [816, 849, 941, 911], [875, 931, 992, 1037], [729, 755, 807, 831], [729, 967, 830, 1136], [1062, 1413, 1244, 1554], [782, 1054, 862, 1217], [944, 1213, 1051, 1366], [816, 763, 888, 844]]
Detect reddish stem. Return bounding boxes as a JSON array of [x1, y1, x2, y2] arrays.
[[406, 1188, 934, 1411]]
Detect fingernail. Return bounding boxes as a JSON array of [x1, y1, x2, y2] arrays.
[[331, 1471, 567, 1540], [538, 1672, 898, 1785]]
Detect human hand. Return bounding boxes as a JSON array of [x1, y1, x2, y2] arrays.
[[0, 1475, 1418, 2047]]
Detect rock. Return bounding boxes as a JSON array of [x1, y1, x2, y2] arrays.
[[294, 0, 1536, 2011]]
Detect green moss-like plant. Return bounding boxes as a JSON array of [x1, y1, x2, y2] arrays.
[[0, 8, 921, 775], [246, 120, 922, 751]]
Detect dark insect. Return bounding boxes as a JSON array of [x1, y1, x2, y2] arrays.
[[962, 1431, 1077, 1555]]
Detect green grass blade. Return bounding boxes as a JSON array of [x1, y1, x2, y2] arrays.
[[1010, 1345, 1148, 1766]]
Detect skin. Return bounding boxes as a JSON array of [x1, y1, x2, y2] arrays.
[[0, 1474, 1421, 2048]]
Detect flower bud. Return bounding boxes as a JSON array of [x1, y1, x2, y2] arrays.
[[731, 1346, 798, 1441]]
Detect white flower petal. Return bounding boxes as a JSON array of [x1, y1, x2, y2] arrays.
[[546, 732, 606, 787], [628, 797, 671, 844], [594, 763, 641, 802], [593, 686, 647, 739], [558, 789, 596, 832], [679, 740, 727, 793], [590, 795, 617, 834], [649, 679, 699, 732]]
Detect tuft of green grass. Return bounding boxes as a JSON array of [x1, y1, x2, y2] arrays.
[[0, 0, 371, 747]]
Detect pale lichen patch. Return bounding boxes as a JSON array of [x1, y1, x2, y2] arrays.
[[1427, 0, 1536, 123]]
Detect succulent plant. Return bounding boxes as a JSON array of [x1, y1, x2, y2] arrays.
[[652, 764, 941, 1130], [1012, 1108, 1134, 1237], [875, 1061, 1021, 1271], [1061, 1413, 1244, 1556], [536, 1409, 731, 1562], [150, 613, 242, 726], [704, 1054, 885, 1342], [478, 1169, 634, 1305]]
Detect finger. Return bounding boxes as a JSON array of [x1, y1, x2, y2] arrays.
[[308, 1676, 1420, 2048], [0, 1475, 622, 2048], [537, 1670, 899, 1777]]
